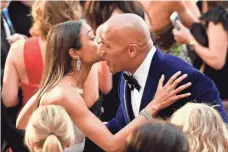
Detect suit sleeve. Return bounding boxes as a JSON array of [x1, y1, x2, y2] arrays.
[[106, 105, 127, 134], [191, 71, 228, 123]]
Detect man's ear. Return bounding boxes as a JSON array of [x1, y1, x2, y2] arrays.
[[69, 48, 80, 59], [128, 44, 138, 58]]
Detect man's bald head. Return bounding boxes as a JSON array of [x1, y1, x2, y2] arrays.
[[103, 13, 151, 45], [99, 14, 153, 74]]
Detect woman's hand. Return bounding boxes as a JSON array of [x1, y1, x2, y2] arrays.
[[148, 71, 191, 115], [173, 21, 194, 44]]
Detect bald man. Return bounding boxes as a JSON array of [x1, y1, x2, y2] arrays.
[[84, 13, 227, 151], [99, 13, 227, 125]]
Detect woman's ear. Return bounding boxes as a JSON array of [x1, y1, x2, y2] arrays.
[[69, 48, 80, 59]]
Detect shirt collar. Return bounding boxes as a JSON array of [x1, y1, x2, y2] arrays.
[[133, 46, 156, 87]]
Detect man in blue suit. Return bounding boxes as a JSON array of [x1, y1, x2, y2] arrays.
[[86, 14, 228, 152], [98, 13, 228, 134], [84, 13, 227, 152]]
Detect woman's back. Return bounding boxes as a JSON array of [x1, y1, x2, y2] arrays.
[[14, 37, 45, 104], [139, 1, 198, 63], [140, 1, 175, 31], [2, 0, 91, 109], [2, 37, 45, 107]]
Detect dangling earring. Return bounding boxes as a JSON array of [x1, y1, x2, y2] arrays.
[[77, 58, 81, 71]]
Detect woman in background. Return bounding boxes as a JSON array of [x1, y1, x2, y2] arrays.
[[170, 103, 228, 152], [173, 2, 228, 99], [139, 1, 201, 64], [25, 105, 75, 152], [125, 120, 189, 152], [2, 0, 99, 110]]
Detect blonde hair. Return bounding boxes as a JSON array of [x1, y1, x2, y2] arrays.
[[30, 0, 82, 39], [170, 103, 228, 152], [25, 105, 75, 152]]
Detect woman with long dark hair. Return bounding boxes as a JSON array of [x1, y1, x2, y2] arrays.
[[125, 120, 189, 152]]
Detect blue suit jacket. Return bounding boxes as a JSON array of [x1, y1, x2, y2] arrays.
[[107, 49, 228, 133]]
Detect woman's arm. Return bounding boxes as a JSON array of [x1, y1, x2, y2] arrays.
[[65, 72, 191, 152], [183, 1, 201, 18], [2, 40, 24, 107], [83, 63, 99, 108], [16, 93, 40, 129], [173, 1, 199, 27], [173, 21, 228, 70], [17, 72, 191, 151], [97, 61, 112, 94], [16, 87, 66, 130]]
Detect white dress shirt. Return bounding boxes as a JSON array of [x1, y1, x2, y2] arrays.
[[131, 46, 156, 117]]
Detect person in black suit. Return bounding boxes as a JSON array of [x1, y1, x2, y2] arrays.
[[7, 1, 33, 37]]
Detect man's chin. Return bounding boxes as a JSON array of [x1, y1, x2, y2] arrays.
[[107, 66, 114, 74], [109, 70, 116, 74], [108, 67, 119, 74], [93, 55, 104, 63]]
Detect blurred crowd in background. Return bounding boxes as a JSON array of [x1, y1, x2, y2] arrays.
[[1, 1, 228, 152]]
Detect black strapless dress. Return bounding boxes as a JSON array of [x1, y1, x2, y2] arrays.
[[191, 6, 228, 99]]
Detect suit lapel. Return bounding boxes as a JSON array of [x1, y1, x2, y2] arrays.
[[125, 84, 135, 121], [119, 73, 131, 123], [140, 49, 164, 111], [119, 49, 165, 123], [120, 72, 139, 122]]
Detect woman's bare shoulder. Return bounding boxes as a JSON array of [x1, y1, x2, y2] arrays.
[[10, 39, 26, 54], [40, 86, 65, 105], [40, 85, 84, 107], [7, 39, 25, 63]]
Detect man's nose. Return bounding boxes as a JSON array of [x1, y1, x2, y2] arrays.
[[98, 45, 106, 56], [99, 48, 106, 58]]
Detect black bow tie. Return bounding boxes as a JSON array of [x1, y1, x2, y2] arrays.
[[123, 73, 141, 92]]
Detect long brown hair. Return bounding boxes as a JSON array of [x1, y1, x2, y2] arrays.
[[125, 120, 189, 152], [206, 1, 228, 11], [30, 0, 82, 40], [36, 21, 82, 104]]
